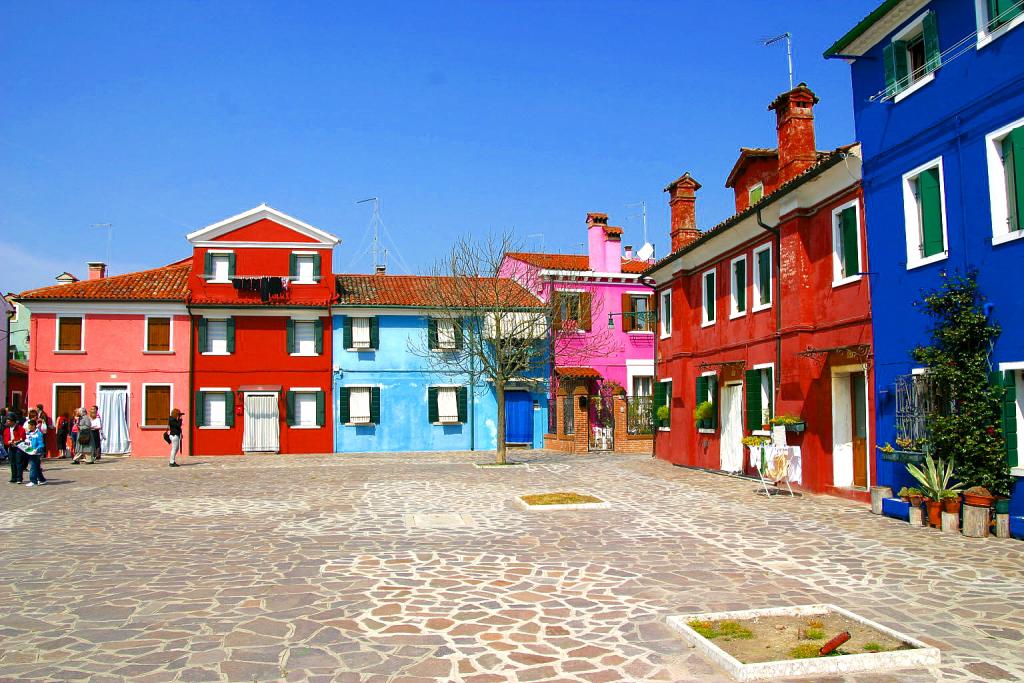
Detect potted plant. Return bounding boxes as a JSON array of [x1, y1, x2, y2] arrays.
[[655, 404, 670, 429], [769, 414, 805, 433], [962, 486, 995, 508], [896, 486, 923, 507], [906, 454, 963, 527], [693, 401, 713, 426], [941, 490, 962, 515]]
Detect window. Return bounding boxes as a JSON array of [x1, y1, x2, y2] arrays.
[[339, 386, 380, 425], [429, 318, 463, 350], [201, 318, 233, 354], [352, 317, 371, 349], [659, 290, 672, 338], [633, 376, 653, 397], [702, 269, 716, 326], [730, 256, 747, 318], [653, 379, 672, 429], [883, 11, 940, 100], [832, 201, 862, 285], [428, 386, 467, 424], [621, 293, 653, 332], [11, 391, 23, 410], [288, 320, 320, 356], [349, 387, 372, 424], [197, 390, 230, 428], [143, 385, 171, 427], [753, 245, 772, 310], [695, 374, 719, 431], [745, 366, 774, 432], [290, 253, 320, 284], [56, 316, 83, 352], [287, 390, 324, 428], [902, 158, 948, 268], [986, 119, 1024, 244], [748, 183, 764, 205], [977, 0, 1024, 46], [554, 291, 591, 331], [206, 253, 234, 283], [146, 317, 171, 352]]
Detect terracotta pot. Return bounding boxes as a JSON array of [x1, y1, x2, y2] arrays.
[[942, 497, 961, 514], [924, 499, 943, 527], [909, 495, 924, 508], [963, 492, 995, 508]]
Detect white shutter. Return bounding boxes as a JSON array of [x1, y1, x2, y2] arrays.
[[350, 387, 371, 423], [295, 322, 315, 355], [438, 387, 458, 423], [297, 256, 315, 283], [437, 319, 456, 349], [212, 255, 230, 283], [296, 392, 317, 427], [352, 318, 371, 349], [204, 393, 226, 427], [208, 321, 228, 354]]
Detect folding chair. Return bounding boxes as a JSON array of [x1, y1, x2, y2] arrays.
[[757, 446, 794, 497]]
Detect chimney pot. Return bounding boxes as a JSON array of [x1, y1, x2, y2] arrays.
[[87, 262, 107, 280], [768, 82, 819, 185], [624, 245, 633, 259], [664, 172, 702, 252], [374, 265, 386, 275]]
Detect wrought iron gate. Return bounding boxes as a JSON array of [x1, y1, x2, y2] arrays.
[[588, 395, 615, 451]]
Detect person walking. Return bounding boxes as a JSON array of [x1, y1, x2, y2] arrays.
[[71, 408, 94, 464], [21, 419, 45, 487], [88, 405, 102, 461], [168, 408, 184, 467], [3, 416, 26, 483], [55, 412, 70, 459]]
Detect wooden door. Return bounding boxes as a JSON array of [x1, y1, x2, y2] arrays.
[[850, 373, 868, 488], [55, 385, 82, 421]]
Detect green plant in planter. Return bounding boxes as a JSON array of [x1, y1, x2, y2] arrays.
[[769, 414, 803, 426], [905, 453, 963, 501], [940, 489, 961, 500], [693, 401, 713, 424], [655, 404, 670, 427], [896, 486, 922, 498], [741, 435, 770, 448]]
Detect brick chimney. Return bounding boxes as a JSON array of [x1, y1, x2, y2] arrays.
[[586, 212, 610, 271], [768, 82, 819, 185], [664, 173, 702, 252], [374, 264, 386, 275], [87, 262, 107, 280]]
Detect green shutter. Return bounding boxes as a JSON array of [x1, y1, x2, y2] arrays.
[[990, 0, 1023, 29], [453, 318, 464, 350], [1004, 371, 1018, 468], [1004, 127, 1024, 232], [428, 387, 439, 423], [988, 0, 1001, 28], [840, 206, 860, 278], [457, 386, 468, 423], [918, 167, 945, 257], [370, 387, 381, 425], [312, 253, 322, 278], [315, 390, 325, 427], [227, 253, 236, 279], [225, 391, 235, 427], [757, 250, 771, 305], [695, 375, 708, 430], [735, 260, 746, 312], [338, 387, 350, 424], [882, 43, 897, 98], [708, 376, 719, 430], [286, 319, 295, 354], [289, 253, 298, 278], [427, 318, 438, 350], [704, 272, 715, 322], [653, 380, 667, 428], [198, 317, 208, 353], [923, 12, 940, 73], [891, 40, 909, 94], [286, 391, 295, 426], [369, 317, 379, 350], [314, 319, 324, 355], [343, 317, 353, 350], [745, 370, 762, 432], [203, 252, 213, 278], [195, 391, 206, 427], [226, 317, 236, 353]]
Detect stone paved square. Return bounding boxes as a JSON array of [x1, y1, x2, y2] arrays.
[[2, 451, 1022, 682]]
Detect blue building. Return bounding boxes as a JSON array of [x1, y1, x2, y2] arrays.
[[828, 0, 1024, 532], [332, 274, 547, 453]]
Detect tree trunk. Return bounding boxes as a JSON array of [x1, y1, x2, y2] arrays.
[[495, 382, 507, 464]]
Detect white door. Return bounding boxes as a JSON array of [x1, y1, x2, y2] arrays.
[[720, 383, 744, 473], [97, 385, 131, 454], [831, 374, 854, 488], [243, 393, 280, 453]]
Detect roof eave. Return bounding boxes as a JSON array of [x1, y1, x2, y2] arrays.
[[824, 0, 904, 58]]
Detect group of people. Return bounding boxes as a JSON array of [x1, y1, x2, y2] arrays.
[[0, 404, 107, 487]]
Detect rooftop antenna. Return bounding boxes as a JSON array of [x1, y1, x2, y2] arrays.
[[356, 197, 383, 272], [625, 200, 648, 245], [763, 32, 794, 90], [91, 223, 113, 272], [527, 233, 545, 252]]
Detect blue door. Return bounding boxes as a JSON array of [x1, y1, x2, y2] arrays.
[[505, 391, 534, 445]]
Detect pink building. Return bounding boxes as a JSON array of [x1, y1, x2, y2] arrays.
[[17, 261, 190, 457], [500, 213, 655, 451]]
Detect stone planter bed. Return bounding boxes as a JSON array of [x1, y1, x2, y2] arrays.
[[515, 492, 610, 511], [666, 604, 939, 681]]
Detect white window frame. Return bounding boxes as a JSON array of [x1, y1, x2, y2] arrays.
[[890, 12, 937, 103], [198, 387, 231, 429], [751, 362, 775, 436], [291, 251, 318, 285], [290, 388, 321, 429], [658, 377, 672, 432], [729, 255, 747, 319], [208, 251, 233, 284], [10, 303, 18, 323], [141, 383, 174, 429], [831, 199, 864, 287], [436, 318, 457, 350], [701, 268, 717, 327], [55, 314, 85, 353], [985, 115, 1024, 245], [345, 385, 376, 426], [434, 384, 462, 424], [143, 315, 174, 354], [659, 289, 672, 339], [627, 290, 654, 334], [748, 182, 764, 205], [203, 318, 230, 356], [350, 317, 373, 350], [290, 320, 317, 357], [752, 244, 772, 312], [975, 0, 1024, 50], [902, 156, 950, 270], [697, 370, 717, 434], [997, 361, 1024, 476]]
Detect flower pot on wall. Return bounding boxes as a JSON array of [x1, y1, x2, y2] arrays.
[[995, 498, 1010, 515], [963, 491, 995, 508], [924, 499, 943, 528], [942, 497, 961, 515]]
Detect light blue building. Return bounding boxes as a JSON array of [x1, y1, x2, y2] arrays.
[[827, 0, 1024, 535], [332, 274, 547, 453]]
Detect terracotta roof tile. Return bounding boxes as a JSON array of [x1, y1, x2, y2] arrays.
[[504, 252, 649, 274], [17, 260, 190, 302], [555, 366, 601, 379], [8, 360, 28, 375], [335, 274, 540, 308]]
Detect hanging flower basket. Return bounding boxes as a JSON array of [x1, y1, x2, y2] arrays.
[[880, 449, 925, 465]]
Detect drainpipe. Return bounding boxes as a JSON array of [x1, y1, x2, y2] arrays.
[[469, 345, 476, 452], [756, 208, 782, 393], [186, 304, 195, 457]]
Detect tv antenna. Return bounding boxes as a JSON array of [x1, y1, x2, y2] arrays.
[[625, 200, 648, 245], [91, 223, 113, 271], [527, 233, 545, 252], [356, 197, 383, 272], [763, 32, 794, 90]]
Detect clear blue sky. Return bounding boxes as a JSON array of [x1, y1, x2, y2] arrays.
[[1, 0, 877, 293]]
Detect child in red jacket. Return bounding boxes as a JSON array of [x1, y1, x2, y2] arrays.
[[3, 416, 26, 484]]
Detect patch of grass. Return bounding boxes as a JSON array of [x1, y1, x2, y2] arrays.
[[803, 627, 826, 640], [806, 619, 824, 629], [862, 642, 884, 653], [789, 643, 821, 659], [521, 492, 603, 506], [686, 620, 753, 641]]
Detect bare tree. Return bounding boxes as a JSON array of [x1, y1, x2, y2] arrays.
[[410, 232, 618, 464]]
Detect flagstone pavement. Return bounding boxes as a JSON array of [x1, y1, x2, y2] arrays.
[[1, 450, 1023, 683]]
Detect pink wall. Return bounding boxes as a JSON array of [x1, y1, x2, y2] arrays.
[[27, 311, 190, 457]]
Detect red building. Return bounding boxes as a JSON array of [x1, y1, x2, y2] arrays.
[[186, 205, 339, 456], [645, 84, 876, 499]]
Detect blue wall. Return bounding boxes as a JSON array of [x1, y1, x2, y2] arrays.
[[332, 312, 547, 453], [843, 0, 1024, 496]]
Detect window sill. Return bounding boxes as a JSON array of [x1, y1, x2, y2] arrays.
[[199, 426, 231, 430], [977, 14, 1024, 50], [54, 350, 86, 354], [729, 310, 746, 320], [347, 347, 375, 352], [659, 332, 672, 340], [289, 353, 320, 357], [751, 302, 772, 313], [290, 281, 318, 285], [1011, 466, 1024, 477], [207, 280, 232, 285], [832, 275, 863, 288], [892, 72, 936, 103], [289, 425, 321, 429], [433, 421, 464, 426], [753, 430, 771, 437], [698, 428, 716, 434], [658, 427, 671, 432], [627, 330, 655, 335], [201, 352, 232, 356], [992, 230, 1024, 246], [143, 350, 175, 355], [140, 425, 170, 430], [906, 251, 948, 270], [345, 422, 376, 427], [701, 320, 716, 328]]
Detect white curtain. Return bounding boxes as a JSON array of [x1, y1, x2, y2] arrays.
[[437, 319, 456, 349], [350, 387, 371, 423], [352, 318, 371, 348], [295, 322, 315, 355], [438, 387, 458, 423], [98, 387, 131, 454], [243, 394, 280, 452]]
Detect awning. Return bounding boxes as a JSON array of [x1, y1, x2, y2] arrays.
[[556, 367, 602, 379]]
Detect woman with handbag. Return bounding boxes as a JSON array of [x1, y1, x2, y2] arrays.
[[71, 408, 94, 464], [167, 408, 183, 467]]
